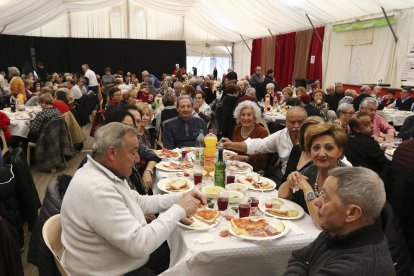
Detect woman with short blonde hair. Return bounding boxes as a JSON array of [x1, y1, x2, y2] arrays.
[[136, 102, 153, 148]]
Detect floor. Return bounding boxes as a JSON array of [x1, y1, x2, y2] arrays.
[[22, 123, 94, 276]]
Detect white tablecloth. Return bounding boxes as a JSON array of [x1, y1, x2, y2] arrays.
[[153, 169, 320, 276], [378, 110, 414, 126], [262, 112, 286, 124]]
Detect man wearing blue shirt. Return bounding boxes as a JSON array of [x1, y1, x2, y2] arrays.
[[163, 95, 207, 149]]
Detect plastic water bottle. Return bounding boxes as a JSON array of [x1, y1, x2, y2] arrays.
[[195, 130, 205, 166], [203, 129, 217, 176]]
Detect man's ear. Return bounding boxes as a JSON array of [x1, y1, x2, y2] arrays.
[[107, 146, 117, 161], [345, 205, 362, 223]]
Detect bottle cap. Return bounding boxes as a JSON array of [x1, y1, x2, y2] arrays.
[[209, 129, 213, 134]]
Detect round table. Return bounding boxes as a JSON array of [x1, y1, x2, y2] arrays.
[[153, 164, 320, 276], [2, 106, 41, 138], [378, 109, 414, 126]]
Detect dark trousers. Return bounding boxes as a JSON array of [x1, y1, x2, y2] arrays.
[[125, 242, 170, 276], [89, 85, 100, 109]]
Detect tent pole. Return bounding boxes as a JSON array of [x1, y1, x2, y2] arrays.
[[381, 6, 398, 43], [68, 12, 71, 37], [126, 0, 130, 38], [268, 28, 280, 50], [0, 24, 7, 35], [240, 34, 252, 53], [305, 13, 323, 45]]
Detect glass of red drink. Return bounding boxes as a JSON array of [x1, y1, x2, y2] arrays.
[[249, 197, 259, 215], [238, 200, 251, 218], [217, 193, 229, 211], [194, 172, 203, 185], [181, 150, 188, 160]]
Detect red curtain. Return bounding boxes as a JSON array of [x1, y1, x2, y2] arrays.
[[307, 26, 325, 82], [274, 32, 296, 89], [250, 38, 262, 75]]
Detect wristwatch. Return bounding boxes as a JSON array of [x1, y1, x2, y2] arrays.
[[145, 168, 154, 175], [305, 191, 316, 201]]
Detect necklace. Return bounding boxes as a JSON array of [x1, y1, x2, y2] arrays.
[[313, 171, 320, 197], [241, 125, 255, 139]]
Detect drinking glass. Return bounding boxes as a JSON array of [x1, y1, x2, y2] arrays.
[[217, 192, 229, 211], [249, 197, 259, 215], [226, 169, 235, 185], [194, 171, 203, 185], [238, 198, 251, 218]]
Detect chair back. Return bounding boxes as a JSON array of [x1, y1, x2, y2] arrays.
[[257, 117, 270, 135], [42, 214, 69, 276]]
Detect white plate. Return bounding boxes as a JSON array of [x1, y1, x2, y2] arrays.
[[223, 149, 237, 160], [229, 217, 289, 241], [157, 177, 194, 193], [154, 148, 181, 160], [235, 176, 276, 191], [155, 161, 193, 172], [258, 198, 305, 220], [178, 217, 220, 230], [226, 161, 253, 174]]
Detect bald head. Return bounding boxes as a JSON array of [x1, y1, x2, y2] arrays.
[[286, 106, 307, 141]]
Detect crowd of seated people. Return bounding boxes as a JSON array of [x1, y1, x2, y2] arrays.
[[3, 62, 413, 275]]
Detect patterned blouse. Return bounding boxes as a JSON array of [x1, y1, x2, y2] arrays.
[[29, 107, 62, 141], [311, 101, 329, 120]]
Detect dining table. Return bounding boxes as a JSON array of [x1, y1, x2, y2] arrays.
[[377, 109, 414, 127], [153, 155, 320, 276], [2, 106, 41, 138]]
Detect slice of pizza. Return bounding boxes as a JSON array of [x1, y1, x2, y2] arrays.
[[166, 179, 188, 191], [230, 217, 269, 236], [266, 208, 299, 218], [193, 210, 221, 224]]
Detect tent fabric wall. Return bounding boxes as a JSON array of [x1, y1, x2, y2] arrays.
[[291, 29, 313, 81], [274, 32, 296, 89], [260, 37, 276, 75], [307, 27, 325, 82], [0, 35, 186, 79], [250, 39, 262, 75], [233, 40, 252, 79]]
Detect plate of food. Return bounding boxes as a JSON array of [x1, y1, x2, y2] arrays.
[[258, 197, 305, 220], [178, 209, 221, 230], [235, 174, 276, 191], [223, 149, 237, 160], [226, 161, 253, 174], [229, 216, 288, 241], [157, 177, 194, 193], [154, 148, 181, 159], [155, 160, 193, 172]]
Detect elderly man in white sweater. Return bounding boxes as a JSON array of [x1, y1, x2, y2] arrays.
[[61, 123, 205, 275]]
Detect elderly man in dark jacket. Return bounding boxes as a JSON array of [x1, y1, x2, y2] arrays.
[[345, 112, 390, 174], [284, 167, 395, 275]]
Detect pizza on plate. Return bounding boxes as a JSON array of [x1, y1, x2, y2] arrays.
[[230, 217, 284, 237], [165, 179, 189, 192], [155, 148, 180, 158], [238, 176, 274, 190], [162, 160, 193, 170], [265, 208, 299, 218], [227, 161, 251, 172], [193, 210, 221, 224]]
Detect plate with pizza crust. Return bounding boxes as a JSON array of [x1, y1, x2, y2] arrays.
[[155, 160, 193, 172], [178, 209, 221, 230], [225, 161, 253, 174], [258, 198, 305, 220], [235, 175, 276, 191], [154, 148, 181, 160], [229, 216, 289, 241], [157, 177, 194, 193]]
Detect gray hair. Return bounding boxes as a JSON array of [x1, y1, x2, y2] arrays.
[[92, 123, 137, 156], [360, 97, 378, 108], [344, 89, 356, 97], [360, 85, 370, 94], [326, 84, 335, 90], [237, 81, 244, 86], [286, 106, 307, 118], [141, 70, 149, 76], [337, 103, 354, 116], [245, 87, 256, 96], [8, 67, 20, 77], [173, 81, 183, 88], [233, 101, 261, 123], [266, 83, 275, 89], [328, 167, 386, 223], [177, 95, 193, 106]]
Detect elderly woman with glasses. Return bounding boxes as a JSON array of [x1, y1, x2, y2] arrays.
[[334, 103, 355, 132], [227, 101, 268, 171]]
